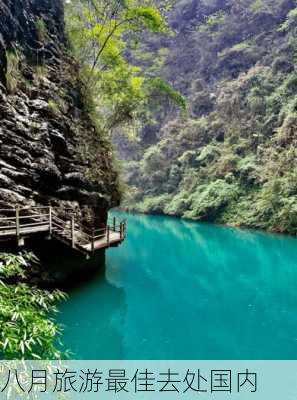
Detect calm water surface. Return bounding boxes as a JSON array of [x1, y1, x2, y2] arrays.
[[58, 211, 297, 359]]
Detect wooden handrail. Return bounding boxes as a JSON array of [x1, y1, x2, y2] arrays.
[[0, 206, 50, 211], [16, 207, 20, 239], [49, 207, 52, 235], [0, 205, 126, 253], [107, 226, 110, 245], [0, 225, 19, 230], [0, 216, 19, 221], [71, 216, 75, 248], [0, 214, 50, 221], [17, 221, 49, 228], [51, 221, 65, 230], [0, 212, 126, 233], [91, 228, 95, 254], [52, 215, 65, 224]]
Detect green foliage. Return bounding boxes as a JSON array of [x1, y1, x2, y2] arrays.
[[117, 0, 297, 236], [219, 40, 255, 58], [278, 8, 297, 32], [66, 0, 176, 131], [65, 0, 183, 134], [184, 180, 241, 221], [198, 11, 226, 33], [6, 49, 21, 94], [48, 99, 61, 115], [249, 0, 281, 14], [35, 17, 47, 41], [196, 144, 220, 165], [0, 252, 67, 359], [135, 193, 173, 214], [0, 252, 36, 279], [163, 190, 190, 217], [251, 170, 297, 233], [34, 65, 47, 82], [283, 72, 297, 95], [125, 5, 165, 32], [147, 77, 187, 110]]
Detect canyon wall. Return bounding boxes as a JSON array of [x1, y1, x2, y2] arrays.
[[0, 0, 120, 223]]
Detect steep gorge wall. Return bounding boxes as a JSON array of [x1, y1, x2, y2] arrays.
[[0, 0, 120, 223]]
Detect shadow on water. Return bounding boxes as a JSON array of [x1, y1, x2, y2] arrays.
[[0, 233, 108, 290], [58, 270, 127, 360], [58, 210, 297, 359]]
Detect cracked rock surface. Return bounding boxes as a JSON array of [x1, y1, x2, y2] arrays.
[[0, 0, 120, 223]]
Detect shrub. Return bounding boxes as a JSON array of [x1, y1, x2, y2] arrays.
[[185, 180, 241, 221], [6, 49, 21, 93], [0, 252, 67, 359], [283, 73, 297, 96], [135, 193, 172, 214], [48, 100, 59, 114], [164, 190, 191, 216], [196, 144, 220, 165], [237, 155, 259, 185], [35, 17, 47, 41]]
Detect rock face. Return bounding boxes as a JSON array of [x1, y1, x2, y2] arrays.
[[0, 0, 120, 223]]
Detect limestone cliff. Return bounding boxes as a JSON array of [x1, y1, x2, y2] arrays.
[[0, 0, 120, 224]]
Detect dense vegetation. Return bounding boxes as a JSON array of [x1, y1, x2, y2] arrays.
[[0, 252, 66, 359], [117, 0, 297, 235]]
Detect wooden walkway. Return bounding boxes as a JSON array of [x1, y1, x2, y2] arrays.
[[0, 206, 126, 256]]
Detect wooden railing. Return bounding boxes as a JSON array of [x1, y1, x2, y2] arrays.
[[0, 206, 49, 230], [0, 206, 126, 254]]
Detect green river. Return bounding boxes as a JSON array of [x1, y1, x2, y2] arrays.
[[58, 211, 297, 359]]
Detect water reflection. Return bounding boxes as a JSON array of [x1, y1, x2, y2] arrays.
[[59, 268, 127, 359]]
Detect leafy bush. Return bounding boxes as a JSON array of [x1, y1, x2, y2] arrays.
[[35, 17, 47, 41], [0, 253, 67, 359], [134, 193, 173, 214], [196, 144, 220, 165], [164, 190, 191, 216], [278, 7, 297, 32], [185, 180, 241, 221], [198, 11, 227, 33], [6, 50, 21, 93], [237, 155, 259, 185]]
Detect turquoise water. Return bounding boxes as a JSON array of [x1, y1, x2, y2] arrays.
[[58, 211, 297, 359]]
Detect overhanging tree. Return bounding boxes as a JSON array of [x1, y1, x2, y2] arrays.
[[65, 0, 185, 133]]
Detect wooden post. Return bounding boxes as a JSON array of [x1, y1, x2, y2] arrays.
[[113, 217, 116, 232], [16, 206, 20, 238], [49, 206, 52, 235], [107, 225, 110, 246], [71, 215, 75, 248], [16, 206, 24, 246], [123, 221, 126, 239], [91, 228, 95, 254], [120, 223, 123, 240]]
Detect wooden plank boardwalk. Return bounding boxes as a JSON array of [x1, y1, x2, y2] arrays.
[[0, 206, 126, 256]]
